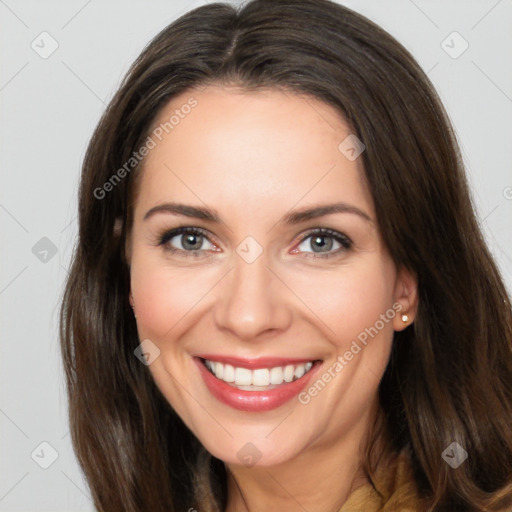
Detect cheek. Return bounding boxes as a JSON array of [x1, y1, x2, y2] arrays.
[[131, 240, 397, 353], [285, 260, 396, 349], [130, 249, 220, 338]]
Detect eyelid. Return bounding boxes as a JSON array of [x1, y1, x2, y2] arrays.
[[158, 226, 220, 254], [291, 227, 352, 258], [156, 226, 352, 258], [296, 227, 352, 246], [159, 226, 213, 244]]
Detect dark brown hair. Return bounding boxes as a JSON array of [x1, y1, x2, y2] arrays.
[[59, 1, 512, 510]]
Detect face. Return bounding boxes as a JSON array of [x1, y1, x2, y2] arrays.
[[126, 85, 417, 468]]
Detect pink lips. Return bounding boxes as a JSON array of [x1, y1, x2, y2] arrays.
[[194, 355, 320, 412]]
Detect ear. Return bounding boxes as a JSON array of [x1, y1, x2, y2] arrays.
[[392, 266, 419, 331]]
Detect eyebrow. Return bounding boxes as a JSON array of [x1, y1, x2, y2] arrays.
[[143, 201, 373, 225]]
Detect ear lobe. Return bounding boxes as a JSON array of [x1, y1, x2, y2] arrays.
[[392, 267, 419, 331]]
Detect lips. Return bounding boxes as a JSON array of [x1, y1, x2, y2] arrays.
[[194, 355, 321, 412]]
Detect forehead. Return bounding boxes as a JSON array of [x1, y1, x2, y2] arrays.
[[133, 85, 373, 223]]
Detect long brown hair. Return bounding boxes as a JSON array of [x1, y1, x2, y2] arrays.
[[59, 1, 512, 510]]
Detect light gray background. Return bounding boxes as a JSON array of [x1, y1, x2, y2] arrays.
[[1, 0, 511, 510]]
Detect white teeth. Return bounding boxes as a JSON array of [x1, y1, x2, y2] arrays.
[[223, 364, 235, 382], [237, 385, 273, 391], [283, 365, 295, 383], [203, 359, 316, 388], [234, 367, 252, 386], [214, 362, 224, 380], [294, 364, 305, 379], [269, 366, 283, 385], [252, 368, 270, 386]]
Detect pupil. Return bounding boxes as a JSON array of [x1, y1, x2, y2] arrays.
[[183, 234, 201, 250], [313, 235, 332, 252]]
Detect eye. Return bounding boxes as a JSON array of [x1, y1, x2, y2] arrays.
[[292, 228, 352, 259], [158, 227, 218, 257], [157, 226, 352, 260]]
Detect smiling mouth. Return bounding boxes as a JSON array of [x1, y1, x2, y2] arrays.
[[200, 358, 319, 391]]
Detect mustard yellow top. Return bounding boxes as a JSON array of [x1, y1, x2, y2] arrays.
[[339, 450, 423, 512]]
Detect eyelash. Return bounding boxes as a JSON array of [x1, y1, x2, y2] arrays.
[[157, 226, 352, 259]]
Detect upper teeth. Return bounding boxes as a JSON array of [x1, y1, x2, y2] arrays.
[[204, 360, 314, 387]]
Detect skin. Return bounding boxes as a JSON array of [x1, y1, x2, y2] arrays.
[[126, 85, 418, 512]]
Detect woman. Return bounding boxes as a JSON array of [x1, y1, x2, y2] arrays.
[[59, 0, 512, 510]]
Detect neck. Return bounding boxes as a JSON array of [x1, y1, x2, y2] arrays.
[[224, 398, 385, 512]]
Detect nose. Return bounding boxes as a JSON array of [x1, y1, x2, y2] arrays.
[[213, 255, 293, 342]]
